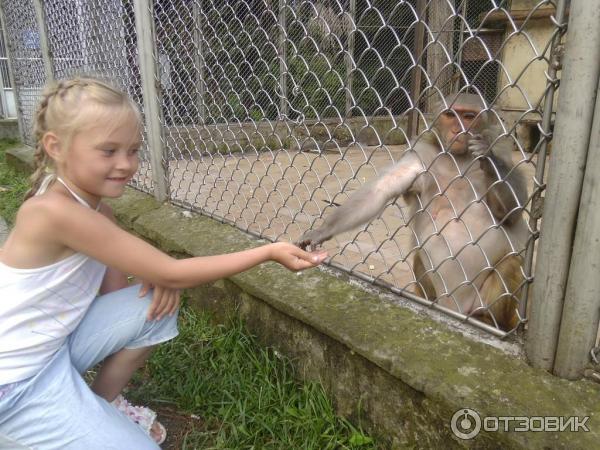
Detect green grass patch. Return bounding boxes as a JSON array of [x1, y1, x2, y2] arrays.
[[129, 305, 378, 449], [0, 139, 29, 225]]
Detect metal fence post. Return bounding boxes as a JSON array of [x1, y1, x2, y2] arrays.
[[0, 35, 9, 118], [32, 0, 53, 82], [75, 0, 89, 72], [425, 1, 453, 110], [278, 0, 288, 119], [0, 3, 24, 140], [192, 1, 206, 124], [553, 71, 600, 379], [518, 1, 569, 321], [525, 0, 600, 371], [407, 0, 425, 138], [345, 0, 355, 117], [133, 0, 168, 202]]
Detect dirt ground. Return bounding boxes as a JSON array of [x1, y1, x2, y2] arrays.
[[151, 405, 206, 449]]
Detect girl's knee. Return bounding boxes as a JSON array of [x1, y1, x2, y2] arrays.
[[69, 288, 178, 372], [126, 307, 179, 350]]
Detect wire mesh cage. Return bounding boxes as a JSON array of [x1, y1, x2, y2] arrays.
[[1, 0, 45, 144], [42, 0, 152, 191], [1, 0, 566, 337]]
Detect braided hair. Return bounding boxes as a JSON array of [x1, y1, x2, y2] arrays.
[[25, 77, 141, 200]]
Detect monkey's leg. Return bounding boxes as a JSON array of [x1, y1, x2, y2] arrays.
[[412, 251, 437, 301], [474, 255, 524, 331]]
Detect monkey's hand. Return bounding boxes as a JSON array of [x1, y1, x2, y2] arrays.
[[296, 228, 332, 251], [469, 133, 496, 174], [468, 133, 491, 157]]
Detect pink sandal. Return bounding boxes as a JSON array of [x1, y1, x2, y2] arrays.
[[111, 394, 167, 445]]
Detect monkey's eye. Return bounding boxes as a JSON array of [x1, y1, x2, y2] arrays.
[[462, 112, 477, 120], [442, 110, 455, 118]]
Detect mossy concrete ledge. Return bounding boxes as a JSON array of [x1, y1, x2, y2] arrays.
[[0, 119, 19, 140], [5, 144, 34, 175], [107, 189, 600, 450], [6, 146, 600, 449]]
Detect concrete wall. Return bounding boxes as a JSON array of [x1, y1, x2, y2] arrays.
[[497, 3, 560, 113], [164, 116, 408, 158], [0, 119, 19, 140]]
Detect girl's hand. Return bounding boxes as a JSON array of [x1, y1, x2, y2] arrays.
[[139, 281, 181, 321], [268, 242, 328, 271]]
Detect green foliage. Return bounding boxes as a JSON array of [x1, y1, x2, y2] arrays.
[[285, 44, 348, 120], [248, 107, 264, 122], [0, 139, 28, 225], [129, 305, 379, 449]]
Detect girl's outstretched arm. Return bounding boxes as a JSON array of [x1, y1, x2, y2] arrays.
[[96, 203, 130, 294], [23, 196, 327, 290], [96, 203, 182, 320]]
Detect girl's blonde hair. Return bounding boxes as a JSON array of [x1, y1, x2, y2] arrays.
[[25, 77, 141, 200]]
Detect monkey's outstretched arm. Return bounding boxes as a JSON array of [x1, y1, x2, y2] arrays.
[[297, 154, 423, 250], [470, 134, 527, 225]]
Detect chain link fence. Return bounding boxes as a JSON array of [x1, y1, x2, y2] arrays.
[[1, 0, 568, 338], [1, 0, 44, 140], [0, 20, 14, 118]]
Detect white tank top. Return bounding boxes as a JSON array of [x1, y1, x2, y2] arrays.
[[0, 176, 106, 384]]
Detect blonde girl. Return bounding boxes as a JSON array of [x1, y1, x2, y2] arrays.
[[0, 77, 327, 449]]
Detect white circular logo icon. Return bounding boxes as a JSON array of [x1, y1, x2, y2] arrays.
[[451, 408, 481, 440]]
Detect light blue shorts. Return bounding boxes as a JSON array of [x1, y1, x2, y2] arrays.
[[0, 285, 179, 449]]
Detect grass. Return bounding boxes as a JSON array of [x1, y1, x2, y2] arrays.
[[0, 139, 379, 449], [0, 139, 29, 225], [129, 306, 378, 449]]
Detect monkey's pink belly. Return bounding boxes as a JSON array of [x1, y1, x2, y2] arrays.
[[416, 214, 511, 313]]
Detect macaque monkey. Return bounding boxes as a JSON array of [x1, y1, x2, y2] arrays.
[[297, 93, 528, 331]]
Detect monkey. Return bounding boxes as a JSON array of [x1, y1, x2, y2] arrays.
[[297, 93, 529, 331]]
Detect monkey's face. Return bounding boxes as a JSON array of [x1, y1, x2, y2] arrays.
[[437, 106, 483, 155]]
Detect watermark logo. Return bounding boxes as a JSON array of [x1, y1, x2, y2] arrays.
[[450, 409, 590, 440], [451, 409, 481, 440]]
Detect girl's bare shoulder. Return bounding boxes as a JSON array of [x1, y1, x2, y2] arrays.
[[14, 191, 98, 242], [3, 193, 87, 267], [18, 190, 80, 221]]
